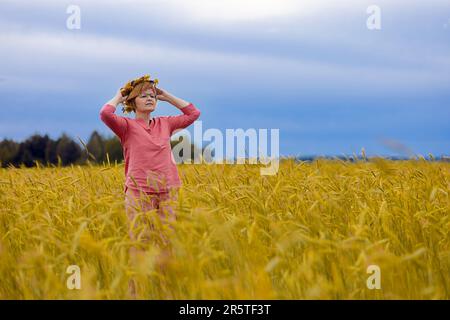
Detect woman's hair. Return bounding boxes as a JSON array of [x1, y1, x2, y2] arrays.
[[120, 74, 158, 113]]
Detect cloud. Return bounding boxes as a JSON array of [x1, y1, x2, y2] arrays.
[[0, 25, 448, 99], [169, 0, 304, 23]]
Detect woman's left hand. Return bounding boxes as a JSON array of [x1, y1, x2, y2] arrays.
[[155, 87, 190, 109], [155, 87, 172, 102]]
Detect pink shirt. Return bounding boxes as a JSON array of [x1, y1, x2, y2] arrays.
[[99, 102, 201, 193]]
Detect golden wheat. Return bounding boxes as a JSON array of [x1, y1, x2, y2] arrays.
[[0, 158, 449, 299]]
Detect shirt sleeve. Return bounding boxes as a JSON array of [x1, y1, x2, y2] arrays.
[[99, 104, 128, 139], [166, 103, 201, 135]]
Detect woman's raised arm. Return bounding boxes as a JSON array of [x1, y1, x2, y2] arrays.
[[99, 88, 129, 140], [156, 88, 201, 135]]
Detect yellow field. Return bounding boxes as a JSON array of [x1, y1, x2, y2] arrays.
[[0, 158, 449, 299]]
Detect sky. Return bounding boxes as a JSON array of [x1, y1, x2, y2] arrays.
[[0, 0, 449, 158]]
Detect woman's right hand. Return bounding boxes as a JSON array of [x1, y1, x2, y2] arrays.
[[106, 88, 128, 107], [115, 88, 128, 104]]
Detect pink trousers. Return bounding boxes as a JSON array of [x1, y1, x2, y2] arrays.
[[124, 185, 178, 246]]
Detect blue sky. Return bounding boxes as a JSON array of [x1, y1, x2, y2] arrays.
[[0, 0, 449, 157]]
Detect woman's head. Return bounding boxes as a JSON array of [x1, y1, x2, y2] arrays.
[[120, 75, 159, 114], [122, 81, 157, 114]]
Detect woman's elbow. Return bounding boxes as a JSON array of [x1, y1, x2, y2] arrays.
[[99, 110, 108, 122], [193, 109, 201, 120], [99, 106, 110, 119]]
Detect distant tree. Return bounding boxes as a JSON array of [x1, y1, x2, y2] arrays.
[[55, 134, 82, 166], [14, 134, 52, 166], [15, 145, 33, 167], [45, 139, 58, 165], [104, 136, 123, 163], [0, 139, 20, 167], [86, 131, 105, 163], [28, 134, 51, 164], [0, 131, 203, 167]]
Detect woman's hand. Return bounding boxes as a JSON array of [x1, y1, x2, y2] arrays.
[[156, 87, 190, 109], [115, 88, 128, 104], [155, 87, 172, 102], [107, 88, 128, 107]]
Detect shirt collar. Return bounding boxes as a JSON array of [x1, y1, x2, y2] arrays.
[[135, 117, 153, 128]]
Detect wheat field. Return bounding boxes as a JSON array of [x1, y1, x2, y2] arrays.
[[0, 158, 449, 299]]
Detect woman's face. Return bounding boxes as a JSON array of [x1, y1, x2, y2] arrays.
[[134, 88, 157, 113]]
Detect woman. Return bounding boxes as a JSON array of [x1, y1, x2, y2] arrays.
[[99, 75, 200, 296]]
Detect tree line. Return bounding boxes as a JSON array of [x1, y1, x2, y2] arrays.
[[0, 132, 197, 168]]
